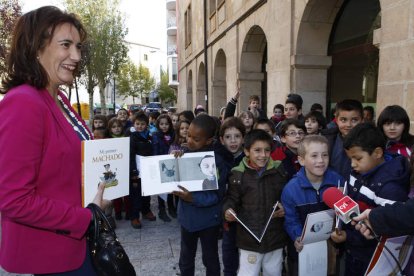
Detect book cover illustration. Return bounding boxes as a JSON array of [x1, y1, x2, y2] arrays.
[[101, 163, 118, 187], [300, 209, 335, 244], [82, 137, 130, 206], [139, 151, 218, 196]]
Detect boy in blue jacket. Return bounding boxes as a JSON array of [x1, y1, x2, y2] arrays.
[[330, 123, 409, 275], [282, 135, 344, 275], [172, 114, 228, 276]]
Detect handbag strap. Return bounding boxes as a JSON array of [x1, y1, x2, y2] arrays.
[[87, 203, 119, 242]]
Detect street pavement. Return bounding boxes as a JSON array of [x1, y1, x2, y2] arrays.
[[0, 198, 224, 276]]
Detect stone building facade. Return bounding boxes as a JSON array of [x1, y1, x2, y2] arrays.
[[176, 0, 414, 121]]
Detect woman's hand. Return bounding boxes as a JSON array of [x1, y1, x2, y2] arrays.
[[92, 182, 110, 209]]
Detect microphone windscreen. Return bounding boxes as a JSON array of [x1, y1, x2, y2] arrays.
[[322, 187, 344, 208]]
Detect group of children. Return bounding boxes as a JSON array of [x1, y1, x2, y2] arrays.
[[90, 94, 414, 276]]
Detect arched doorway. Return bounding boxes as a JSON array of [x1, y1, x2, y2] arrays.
[[328, 0, 380, 116], [212, 49, 227, 116], [196, 62, 206, 109], [293, 0, 344, 115], [239, 25, 267, 114], [294, 0, 381, 117], [187, 70, 193, 110]]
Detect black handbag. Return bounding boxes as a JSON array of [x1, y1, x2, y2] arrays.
[[87, 203, 136, 276]]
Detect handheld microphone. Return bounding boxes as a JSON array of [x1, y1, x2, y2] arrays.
[[322, 187, 360, 224], [323, 189, 405, 275]]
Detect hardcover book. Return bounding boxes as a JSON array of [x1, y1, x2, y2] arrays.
[[82, 137, 130, 207], [138, 151, 218, 196]]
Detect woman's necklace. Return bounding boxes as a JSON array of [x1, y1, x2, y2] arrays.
[[57, 95, 91, 141]]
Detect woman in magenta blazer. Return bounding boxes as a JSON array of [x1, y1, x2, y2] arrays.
[[0, 6, 105, 275]]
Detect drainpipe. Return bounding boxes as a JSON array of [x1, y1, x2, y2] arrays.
[[203, 0, 209, 113]]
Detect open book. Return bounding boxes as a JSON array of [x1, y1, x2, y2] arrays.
[[298, 210, 335, 276], [228, 202, 279, 243], [139, 151, 218, 196], [81, 137, 130, 207]]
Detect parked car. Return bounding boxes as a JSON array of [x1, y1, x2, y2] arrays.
[[93, 103, 121, 115], [164, 106, 177, 114], [127, 104, 143, 115], [145, 102, 163, 114]]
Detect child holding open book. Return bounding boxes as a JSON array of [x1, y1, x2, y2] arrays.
[[223, 129, 288, 276], [172, 114, 228, 276]]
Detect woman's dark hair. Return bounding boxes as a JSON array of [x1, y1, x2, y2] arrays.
[[377, 105, 414, 146], [156, 114, 174, 134], [2, 6, 87, 93]]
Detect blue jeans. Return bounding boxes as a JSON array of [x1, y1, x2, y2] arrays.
[[179, 225, 220, 276], [222, 222, 239, 276]]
